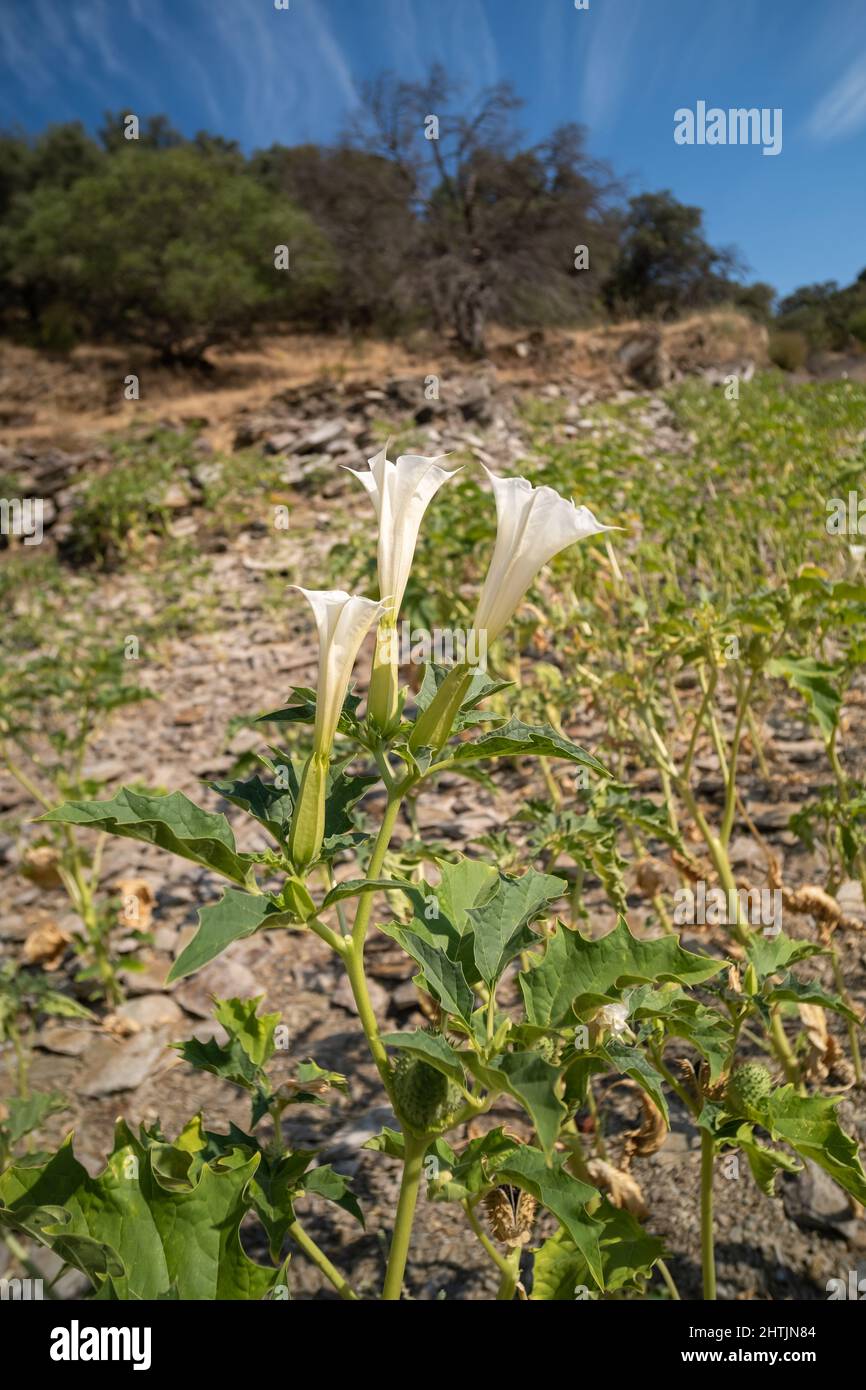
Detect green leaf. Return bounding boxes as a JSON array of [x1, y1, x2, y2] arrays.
[[41, 788, 257, 887], [521, 918, 723, 1027], [362, 1127, 405, 1159], [487, 1051, 566, 1158], [0, 1124, 286, 1299], [628, 984, 733, 1083], [760, 1086, 866, 1204], [166, 889, 281, 983], [532, 1203, 664, 1299], [323, 877, 414, 908], [300, 1164, 364, 1227], [746, 930, 825, 977], [212, 996, 280, 1069], [450, 718, 610, 776], [768, 656, 841, 739], [379, 921, 475, 1022], [380, 1029, 467, 1087], [257, 686, 362, 737], [728, 1124, 801, 1197], [2, 1091, 68, 1147], [765, 974, 861, 1024], [490, 1144, 603, 1287], [206, 775, 294, 844], [602, 1040, 670, 1125], [468, 870, 565, 987]]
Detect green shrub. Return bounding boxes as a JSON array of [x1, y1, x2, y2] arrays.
[[848, 308, 866, 346], [768, 329, 808, 371]]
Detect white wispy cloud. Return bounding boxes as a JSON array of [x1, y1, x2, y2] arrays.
[[807, 52, 866, 139], [580, 0, 642, 128]]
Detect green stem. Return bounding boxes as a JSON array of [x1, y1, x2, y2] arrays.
[[700, 1129, 717, 1301], [657, 1258, 681, 1301], [769, 1006, 800, 1085], [288, 1219, 359, 1300], [382, 1131, 427, 1300], [496, 1247, 521, 1301], [463, 1199, 516, 1284], [830, 948, 863, 1085]]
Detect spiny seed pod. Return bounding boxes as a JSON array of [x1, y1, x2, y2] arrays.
[[725, 1062, 772, 1116], [392, 1054, 462, 1135], [483, 1185, 537, 1247]]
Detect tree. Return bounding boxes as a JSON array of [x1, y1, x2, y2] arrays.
[[0, 146, 336, 358], [346, 66, 619, 354], [249, 143, 418, 334], [603, 190, 740, 319]]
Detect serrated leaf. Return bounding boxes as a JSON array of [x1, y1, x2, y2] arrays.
[[300, 1165, 364, 1227], [765, 974, 861, 1024], [212, 996, 280, 1068], [746, 930, 825, 978], [520, 918, 723, 1027], [468, 871, 565, 987], [761, 1085, 866, 1204], [167, 889, 281, 983], [602, 1040, 670, 1125], [41, 788, 257, 887], [490, 1144, 603, 1287], [206, 775, 294, 843], [488, 1051, 566, 1158], [0, 1124, 285, 1299], [531, 1203, 664, 1299], [450, 718, 609, 775], [768, 656, 841, 739], [728, 1123, 801, 1196], [379, 921, 475, 1022]]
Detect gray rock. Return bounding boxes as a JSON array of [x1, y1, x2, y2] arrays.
[[174, 957, 259, 1017], [79, 1027, 171, 1097], [116, 993, 185, 1029]]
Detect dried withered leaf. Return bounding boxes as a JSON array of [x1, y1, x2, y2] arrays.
[[587, 1158, 648, 1220], [635, 856, 666, 898], [102, 1013, 141, 1039], [21, 845, 64, 889], [22, 921, 70, 970], [116, 878, 156, 930]]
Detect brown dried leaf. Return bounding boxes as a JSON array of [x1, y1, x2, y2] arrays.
[[116, 878, 156, 931], [586, 1158, 649, 1219], [22, 921, 70, 970]]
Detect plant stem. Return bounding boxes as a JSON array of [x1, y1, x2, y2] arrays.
[[343, 936, 392, 1092], [769, 1006, 800, 1085], [288, 1219, 359, 1300], [700, 1128, 717, 1301], [463, 1199, 516, 1285], [496, 1247, 521, 1301], [830, 948, 863, 1085], [382, 1131, 427, 1300], [657, 1258, 681, 1301]]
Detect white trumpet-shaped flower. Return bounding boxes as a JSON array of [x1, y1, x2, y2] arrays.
[[346, 447, 459, 730], [297, 587, 387, 754], [346, 447, 460, 618], [472, 466, 611, 645], [288, 587, 386, 871]]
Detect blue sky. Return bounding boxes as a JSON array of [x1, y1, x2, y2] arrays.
[[1, 0, 864, 299]]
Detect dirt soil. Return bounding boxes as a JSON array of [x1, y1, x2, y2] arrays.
[[1, 320, 865, 1302]]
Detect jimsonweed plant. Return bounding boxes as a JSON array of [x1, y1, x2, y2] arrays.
[[3, 443, 864, 1302]]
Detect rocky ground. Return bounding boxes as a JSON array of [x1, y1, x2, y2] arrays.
[[1, 322, 865, 1300]]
